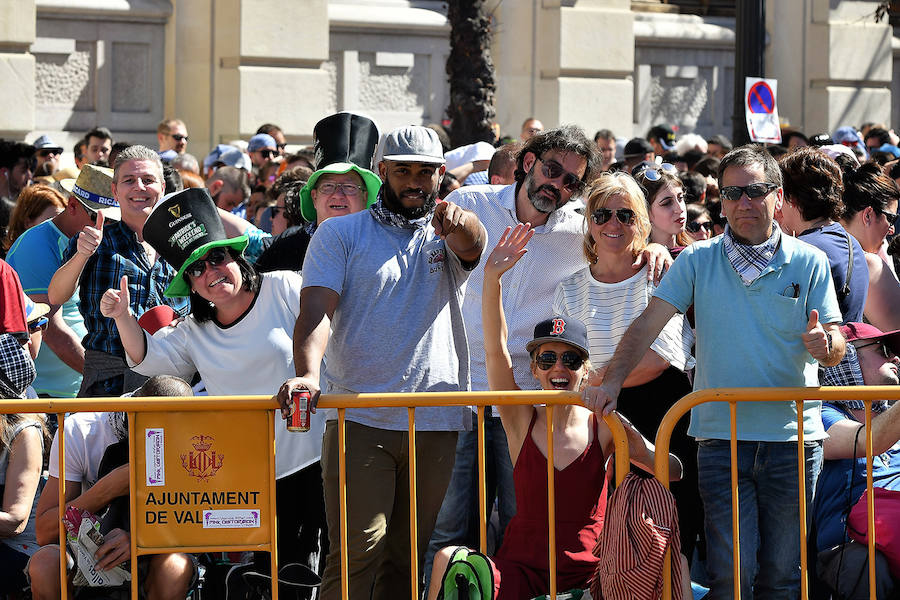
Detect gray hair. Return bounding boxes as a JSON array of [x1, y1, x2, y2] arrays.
[[717, 144, 782, 188], [113, 144, 164, 183]]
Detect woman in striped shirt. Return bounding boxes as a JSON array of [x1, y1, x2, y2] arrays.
[[552, 172, 702, 565]]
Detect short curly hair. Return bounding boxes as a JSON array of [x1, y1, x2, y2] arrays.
[[514, 125, 599, 186], [778, 147, 844, 221]]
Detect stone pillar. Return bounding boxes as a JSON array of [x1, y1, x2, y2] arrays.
[[766, 0, 892, 134], [211, 0, 331, 146], [0, 0, 36, 137], [492, 0, 634, 138]]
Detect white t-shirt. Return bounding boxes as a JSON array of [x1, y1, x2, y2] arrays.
[[131, 271, 323, 479], [48, 412, 118, 488], [552, 265, 694, 371]]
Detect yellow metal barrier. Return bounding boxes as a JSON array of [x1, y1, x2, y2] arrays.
[[0, 392, 629, 600], [652, 386, 900, 600]]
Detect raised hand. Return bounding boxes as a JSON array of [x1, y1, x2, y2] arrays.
[[484, 223, 534, 279], [801, 309, 829, 361], [76, 211, 104, 257], [100, 275, 131, 320]]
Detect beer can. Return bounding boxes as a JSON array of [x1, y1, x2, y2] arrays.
[[287, 388, 311, 432]]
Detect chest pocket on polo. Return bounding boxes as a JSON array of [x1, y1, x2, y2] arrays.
[[762, 292, 806, 335]]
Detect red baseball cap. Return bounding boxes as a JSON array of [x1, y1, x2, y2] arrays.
[[840, 322, 900, 355]]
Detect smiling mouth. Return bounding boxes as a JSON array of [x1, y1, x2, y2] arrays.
[[549, 377, 571, 389], [208, 277, 227, 288], [328, 202, 349, 210], [603, 233, 623, 238]]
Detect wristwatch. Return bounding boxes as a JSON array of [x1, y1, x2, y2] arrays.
[[824, 331, 833, 357]]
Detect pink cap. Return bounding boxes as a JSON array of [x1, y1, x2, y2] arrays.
[[138, 305, 177, 335]]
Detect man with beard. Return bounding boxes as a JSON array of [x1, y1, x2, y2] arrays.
[[0, 140, 34, 202], [276, 125, 486, 600]]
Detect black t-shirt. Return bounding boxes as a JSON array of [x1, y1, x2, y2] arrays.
[[255, 226, 313, 273]]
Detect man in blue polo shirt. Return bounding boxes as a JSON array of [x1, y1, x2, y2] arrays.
[[7, 165, 116, 398], [584, 145, 846, 599]]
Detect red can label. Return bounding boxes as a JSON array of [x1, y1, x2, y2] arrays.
[[288, 389, 311, 432]]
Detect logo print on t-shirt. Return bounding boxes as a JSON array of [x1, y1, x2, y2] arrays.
[[428, 247, 446, 273]]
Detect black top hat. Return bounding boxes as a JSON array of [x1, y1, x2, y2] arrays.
[[299, 112, 383, 222], [142, 187, 248, 298]]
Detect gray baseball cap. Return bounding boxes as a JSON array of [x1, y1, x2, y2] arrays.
[[381, 126, 444, 164]]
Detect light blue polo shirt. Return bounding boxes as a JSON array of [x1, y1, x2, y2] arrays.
[[7, 220, 86, 397], [653, 233, 842, 441]]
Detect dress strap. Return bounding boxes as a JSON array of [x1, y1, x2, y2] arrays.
[[526, 408, 539, 435]]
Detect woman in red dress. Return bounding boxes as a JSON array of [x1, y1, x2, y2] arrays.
[[426, 223, 683, 600]]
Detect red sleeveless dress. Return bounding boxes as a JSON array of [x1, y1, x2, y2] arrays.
[[491, 410, 609, 599]]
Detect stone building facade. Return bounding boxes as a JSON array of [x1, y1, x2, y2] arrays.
[[0, 0, 895, 162]]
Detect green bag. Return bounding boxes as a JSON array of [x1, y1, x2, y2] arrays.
[[437, 547, 495, 600]]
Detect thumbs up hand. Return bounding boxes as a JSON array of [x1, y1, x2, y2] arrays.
[[802, 309, 830, 361], [76, 211, 104, 257], [100, 275, 131, 320]]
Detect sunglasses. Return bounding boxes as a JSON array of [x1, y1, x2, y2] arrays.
[[259, 149, 277, 159], [170, 133, 188, 142], [535, 350, 584, 371], [538, 158, 584, 194], [720, 182, 779, 202], [82, 204, 98, 222], [591, 207, 636, 226], [877, 207, 899, 227], [855, 339, 897, 359], [316, 182, 364, 197], [186, 248, 229, 279], [638, 162, 678, 181], [37, 149, 60, 158], [28, 316, 49, 333], [276, 143, 287, 151], [686, 220, 714, 234], [270, 205, 284, 217]]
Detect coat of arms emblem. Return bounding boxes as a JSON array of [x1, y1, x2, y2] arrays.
[[180, 435, 224, 482]]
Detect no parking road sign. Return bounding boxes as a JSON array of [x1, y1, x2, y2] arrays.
[[745, 77, 782, 144]]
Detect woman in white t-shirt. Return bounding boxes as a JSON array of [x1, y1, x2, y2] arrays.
[[551, 172, 702, 563]]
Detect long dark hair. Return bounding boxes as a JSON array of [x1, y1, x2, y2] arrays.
[[187, 248, 261, 323]]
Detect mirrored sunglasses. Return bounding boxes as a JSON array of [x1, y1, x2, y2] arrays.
[[638, 162, 678, 181], [720, 182, 778, 202], [535, 350, 584, 371]]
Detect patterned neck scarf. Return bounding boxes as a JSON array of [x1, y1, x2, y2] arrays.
[[723, 222, 781, 286], [369, 190, 434, 230]]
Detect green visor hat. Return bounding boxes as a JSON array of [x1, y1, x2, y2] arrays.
[[298, 163, 382, 224]]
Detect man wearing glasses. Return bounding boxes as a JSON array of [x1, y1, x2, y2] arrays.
[[814, 322, 900, 598], [156, 118, 189, 155], [248, 133, 279, 170], [585, 144, 846, 599], [31, 135, 64, 178]]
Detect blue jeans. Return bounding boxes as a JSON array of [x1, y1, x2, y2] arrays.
[[697, 439, 823, 600], [423, 412, 516, 588]]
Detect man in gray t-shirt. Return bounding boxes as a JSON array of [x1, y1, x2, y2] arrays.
[[277, 125, 486, 600]]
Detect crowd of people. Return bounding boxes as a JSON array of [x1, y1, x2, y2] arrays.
[[0, 112, 899, 600]]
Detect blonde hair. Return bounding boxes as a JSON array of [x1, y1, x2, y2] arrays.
[[582, 172, 651, 263]]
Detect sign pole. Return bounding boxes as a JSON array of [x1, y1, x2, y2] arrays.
[[732, 0, 765, 146]]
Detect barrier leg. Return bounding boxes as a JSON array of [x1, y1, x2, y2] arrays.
[[730, 402, 741, 600], [477, 405, 487, 553], [545, 405, 556, 600], [408, 407, 419, 600], [338, 408, 349, 600]]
